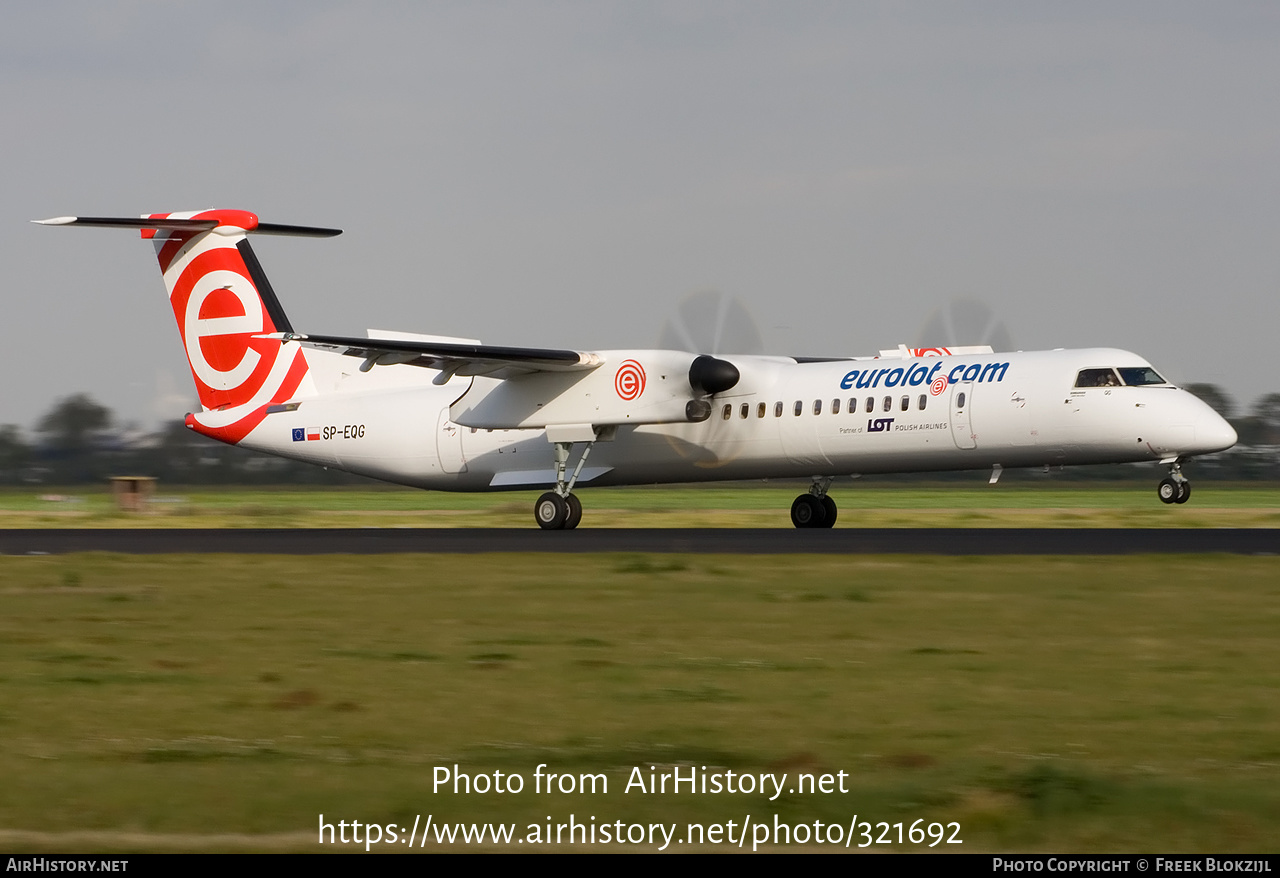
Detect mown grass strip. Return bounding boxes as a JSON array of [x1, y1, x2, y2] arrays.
[[0, 552, 1276, 851]]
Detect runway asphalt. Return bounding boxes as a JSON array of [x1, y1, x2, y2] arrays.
[[1, 528, 1277, 555]]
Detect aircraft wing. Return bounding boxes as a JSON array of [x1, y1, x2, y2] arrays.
[[272, 332, 603, 380]]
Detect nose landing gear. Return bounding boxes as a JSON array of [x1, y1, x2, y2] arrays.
[[1157, 462, 1191, 505], [791, 477, 837, 528]]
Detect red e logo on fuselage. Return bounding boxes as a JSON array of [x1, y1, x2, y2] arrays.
[[615, 360, 646, 400]]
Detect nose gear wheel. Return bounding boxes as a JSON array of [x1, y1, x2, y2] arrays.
[[1157, 461, 1191, 506]]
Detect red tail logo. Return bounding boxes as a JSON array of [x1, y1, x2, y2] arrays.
[[149, 210, 312, 442]]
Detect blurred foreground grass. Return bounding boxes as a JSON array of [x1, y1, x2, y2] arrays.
[[3, 483, 1280, 528], [0, 552, 1276, 851]]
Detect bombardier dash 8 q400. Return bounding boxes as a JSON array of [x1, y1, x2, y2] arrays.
[[37, 209, 1237, 529]]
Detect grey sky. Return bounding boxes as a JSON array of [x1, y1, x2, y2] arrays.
[[4, 2, 1278, 430]]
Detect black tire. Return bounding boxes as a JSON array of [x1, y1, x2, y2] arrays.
[[820, 495, 837, 528], [790, 494, 827, 529], [564, 494, 583, 529], [1157, 478, 1179, 505], [1174, 481, 1191, 504], [535, 492, 568, 529]]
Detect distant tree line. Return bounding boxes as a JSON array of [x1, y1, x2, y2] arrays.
[[1, 388, 1279, 486], [0, 394, 375, 486]]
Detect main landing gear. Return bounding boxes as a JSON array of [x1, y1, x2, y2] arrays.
[[534, 439, 594, 530], [535, 491, 582, 529], [1157, 461, 1191, 505], [791, 477, 837, 529]]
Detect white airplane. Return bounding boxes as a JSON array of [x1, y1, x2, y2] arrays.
[[36, 209, 1237, 529]]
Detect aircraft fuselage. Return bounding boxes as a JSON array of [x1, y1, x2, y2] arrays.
[[238, 347, 1235, 492]]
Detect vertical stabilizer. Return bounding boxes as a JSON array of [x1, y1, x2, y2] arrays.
[[36, 209, 341, 444]]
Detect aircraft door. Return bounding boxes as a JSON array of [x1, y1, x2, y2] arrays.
[[436, 408, 468, 474], [950, 381, 977, 450]]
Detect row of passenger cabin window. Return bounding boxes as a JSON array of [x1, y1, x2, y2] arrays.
[[723, 395, 931, 420]]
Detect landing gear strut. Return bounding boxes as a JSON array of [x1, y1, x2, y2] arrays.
[[791, 477, 837, 529], [534, 439, 594, 530], [1157, 461, 1191, 505]]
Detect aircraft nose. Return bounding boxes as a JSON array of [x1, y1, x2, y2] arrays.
[[1198, 411, 1237, 454]]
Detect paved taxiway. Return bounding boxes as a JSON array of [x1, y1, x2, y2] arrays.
[[1, 528, 1277, 555]]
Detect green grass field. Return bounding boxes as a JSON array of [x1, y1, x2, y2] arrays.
[[3, 482, 1280, 528], [1, 552, 1277, 852]]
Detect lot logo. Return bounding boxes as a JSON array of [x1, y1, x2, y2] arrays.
[[614, 359, 646, 401], [868, 417, 894, 432]]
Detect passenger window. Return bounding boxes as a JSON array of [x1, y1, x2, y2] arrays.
[[722, 404, 732, 420], [865, 398, 874, 413], [882, 396, 892, 412], [832, 398, 841, 415], [813, 399, 822, 416], [1075, 368, 1121, 388], [918, 395, 927, 410], [900, 396, 909, 412], [848, 398, 856, 413], [956, 392, 966, 408], [794, 400, 803, 416], [757, 402, 767, 418], [775, 401, 783, 418], [740, 403, 749, 419]]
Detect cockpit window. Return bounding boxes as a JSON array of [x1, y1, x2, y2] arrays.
[[1075, 368, 1121, 388], [1117, 367, 1167, 386]]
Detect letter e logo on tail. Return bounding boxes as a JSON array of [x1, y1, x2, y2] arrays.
[[152, 210, 313, 442]]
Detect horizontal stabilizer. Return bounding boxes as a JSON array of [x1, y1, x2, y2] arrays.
[[33, 215, 341, 237]]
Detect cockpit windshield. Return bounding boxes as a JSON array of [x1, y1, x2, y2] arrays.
[[1117, 367, 1167, 386], [1074, 368, 1120, 387], [1075, 367, 1168, 388]]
